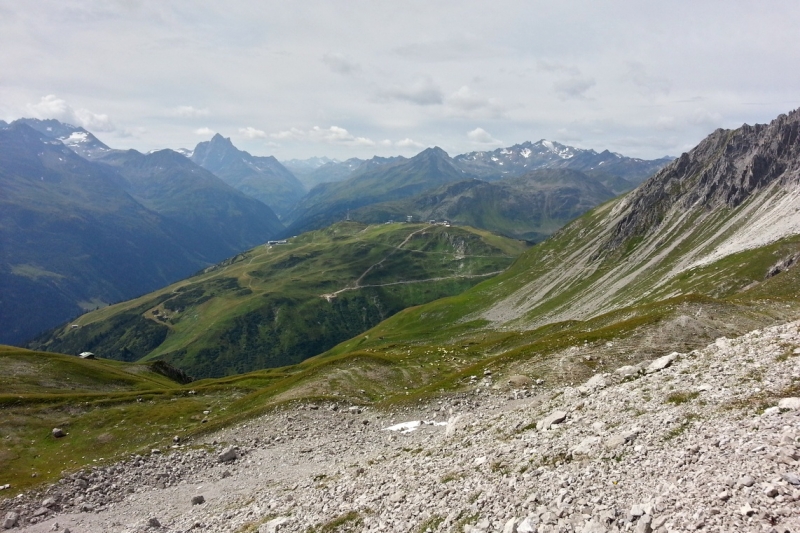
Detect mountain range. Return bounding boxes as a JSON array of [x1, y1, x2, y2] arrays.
[[280, 143, 671, 238], [350, 168, 617, 242], [453, 139, 672, 190], [282, 147, 469, 235], [4, 108, 800, 520], [1, 117, 672, 346], [282, 156, 361, 190], [0, 121, 284, 345], [189, 134, 306, 218]]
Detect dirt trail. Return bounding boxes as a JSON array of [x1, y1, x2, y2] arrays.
[[321, 225, 434, 301]]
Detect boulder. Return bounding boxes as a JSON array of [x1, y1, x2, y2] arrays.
[[645, 353, 678, 374], [778, 397, 800, 410], [508, 375, 533, 388], [614, 364, 641, 380], [218, 447, 238, 463], [536, 410, 568, 431], [3, 512, 18, 529], [571, 436, 600, 457], [259, 517, 291, 533]]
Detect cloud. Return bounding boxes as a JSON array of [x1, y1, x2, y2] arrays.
[[466, 127, 503, 145], [396, 138, 424, 148], [27, 95, 115, 131], [689, 108, 723, 128], [537, 59, 581, 76], [322, 53, 360, 75], [553, 77, 596, 100], [194, 127, 214, 135], [655, 116, 676, 130], [239, 126, 267, 139], [537, 61, 596, 101], [393, 39, 501, 62], [270, 127, 305, 140], [556, 128, 583, 142], [380, 77, 444, 106], [171, 105, 210, 118], [271, 126, 375, 146], [447, 86, 490, 111], [626, 62, 671, 96]]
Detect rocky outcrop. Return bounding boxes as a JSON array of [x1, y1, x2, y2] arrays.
[[610, 108, 800, 248]]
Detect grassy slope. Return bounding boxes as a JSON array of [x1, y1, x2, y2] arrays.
[[33, 222, 527, 378], [6, 200, 800, 501]]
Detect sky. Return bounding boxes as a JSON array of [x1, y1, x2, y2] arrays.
[[1, 1, 799, 161]]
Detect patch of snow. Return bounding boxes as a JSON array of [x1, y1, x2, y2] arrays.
[[520, 148, 531, 158], [62, 132, 88, 145], [383, 420, 446, 434]]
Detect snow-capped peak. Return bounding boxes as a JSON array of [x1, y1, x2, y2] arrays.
[[61, 132, 89, 145]]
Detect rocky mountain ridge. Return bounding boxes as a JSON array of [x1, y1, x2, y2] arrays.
[[476, 109, 800, 329], [190, 134, 305, 218], [11, 118, 112, 160], [282, 147, 469, 236], [453, 140, 672, 189], [0, 123, 284, 345]]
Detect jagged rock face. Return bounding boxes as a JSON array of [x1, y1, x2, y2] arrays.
[[611, 109, 800, 247]]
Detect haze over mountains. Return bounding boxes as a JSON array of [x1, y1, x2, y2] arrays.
[[189, 134, 306, 218], [1, 116, 673, 346], [0, 120, 284, 345]]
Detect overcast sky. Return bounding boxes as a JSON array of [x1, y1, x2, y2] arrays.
[[1, 1, 798, 161]]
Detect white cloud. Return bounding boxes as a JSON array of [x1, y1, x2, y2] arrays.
[[655, 116, 677, 130], [171, 105, 210, 118], [537, 59, 581, 76], [447, 86, 488, 111], [380, 77, 443, 106], [392, 38, 502, 63], [690, 108, 723, 128], [270, 127, 305, 140], [27, 95, 115, 131], [444, 86, 508, 118], [271, 126, 375, 146], [556, 128, 583, 142], [239, 126, 267, 139], [626, 62, 671, 96], [322, 53, 360, 75], [396, 138, 424, 148], [194, 127, 214, 135], [466, 127, 502, 145], [553, 77, 596, 100]]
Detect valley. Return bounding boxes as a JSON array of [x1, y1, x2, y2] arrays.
[[31, 222, 527, 378], [2, 107, 800, 533]]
